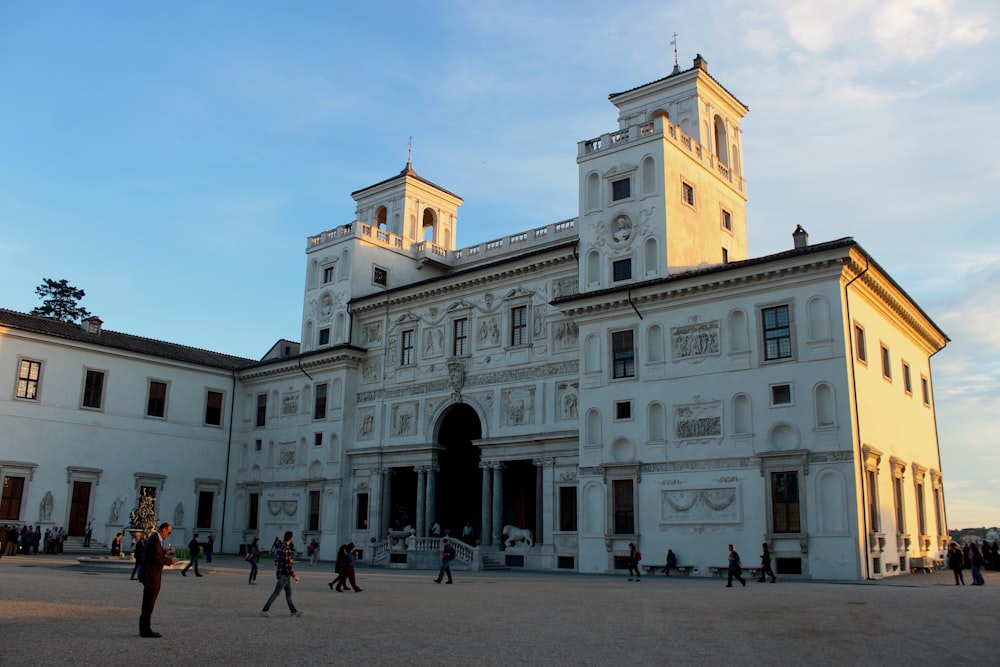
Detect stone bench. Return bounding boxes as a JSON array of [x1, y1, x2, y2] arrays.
[[641, 564, 694, 576], [709, 564, 762, 580]]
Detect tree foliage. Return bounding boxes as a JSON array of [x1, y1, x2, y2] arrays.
[[31, 278, 92, 322]]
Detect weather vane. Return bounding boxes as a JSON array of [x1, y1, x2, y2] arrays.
[[671, 32, 679, 66], [407, 136, 413, 166]]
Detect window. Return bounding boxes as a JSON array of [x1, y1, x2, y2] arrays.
[[509, 305, 528, 346], [612, 330, 635, 379], [453, 318, 469, 356], [318, 328, 331, 346], [400, 329, 414, 365], [682, 181, 695, 207], [892, 475, 905, 532], [373, 266, 388, 286], [323, 266, 334, 284], [559, 487, 577, 532], [612, 258, 632, 282], [721, 208, 733, 231], [309, 490, 321, 531], [355, 493, 369, 530], [248, 493, 259, 530], [615, 401, 632, 420], [146, 381, 167, 418], [771, 471, 800, 533], [612, 479, 635, 534], [880, 344, 891, 380], [854, 324, 867, 363], [722, 248, 729, 264], [771, 384, 792, 405], [914, 478, 927, 536], [314, 432, 323, 447], [15, 359, 41, 400], [254, 438, 262, 452], [611, 178, 631, 201], [902, 362, 912, 394], [920, 376, 930, 406], [205, 390, 224, 426], [762, 305, 792, 361], [866, 467, 880, 532], [314, 383, 327, 420], [197, 491, 213, 529], [82, 369, 105, 409], [0, 476, 25, 520], [256, 394, 267, 428]]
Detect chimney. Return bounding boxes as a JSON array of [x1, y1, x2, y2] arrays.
[[82, 316, 103, 335], [693, 54, 708, 72], [793, 225, 809, 249]]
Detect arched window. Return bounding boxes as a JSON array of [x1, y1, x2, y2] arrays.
[[713, 115, 729, 166], [586, 408, 602, 446], [641, 156, 656, 196], [643, 237, 658, 277], [807, 296, 831, 342], [815, 382, 837, 427], [728, 309, 749, 353], [422, 208, 436, 243], [376, 205, 388, 230], [733, 394, 752, 434], [646, 324, 664, 363], [335, 312, 347, 343], [585, 334, 601, 373], [586, 250, 601, 287], [586, 172, 600, 211], [337, 249, 350, 280], [647, 402, 665, 442]]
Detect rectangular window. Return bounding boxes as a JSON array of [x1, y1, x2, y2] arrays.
[[902, 362, 912, 394], [771, 471, 800, 533], [880, 345, 891, 379], [721, 208, 733, 231], [682, 181, 695, 206], [355, 493, 369, 530], [318, 328, 330, 346], [771, 384, 792, 405], [559, 486, 577, 532], [196, 490, 213, 529], [612, 330, 635, 379], [762, 305, 792, 361], [205, 390, 224, 426], [855, 325, 867, 363], [722, 248, 729, 264], [314, 383, 327, 420], [892, 476, 905, 532], [146, 381, 167, 418], [0, 476, 25, 520], [15, 359, 41, 400], [612, 479, 635, 534], [611, 178, 631, 201], [323, 266, 334, 284], [400, 329, 414, 366], [921, 376, 930, 406], [510, 305, 528, 346], [612, 258, 632, 282], [615, 401, 632, 420], [915, 481, 927, 535], [314, 432, 323, 447], [453, 318, 469, 356], [254, 438, 263, 452], [82, 369, 105, 409], [373, 266, 388, 286], [309, 490, 321, 531], [867, 468, 880, 532], [256, 394, 267, 428], [248, 493, 259, 530], [933, 486, 944, 536]]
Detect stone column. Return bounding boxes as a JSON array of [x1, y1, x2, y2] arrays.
[[491, 463, 504, 546], [535, 461, 544, 546], [425, 465, 437, 534], [534, 457, 555, 549], [380, 468, 393, 540], [415, 467, 427, 537], [481, 461, 492, 546]]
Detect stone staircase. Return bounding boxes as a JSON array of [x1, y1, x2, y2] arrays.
[[58, 536, 108, 555], [482, 553, 509, 571]]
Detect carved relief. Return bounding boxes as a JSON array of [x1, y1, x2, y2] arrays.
[[611, 213, 633, 244], [554, 320, 578, 351], [478, 317, 500, 347], [557, 382, 579, 420], [281, 391, 299, 416], [661, 487, 740, 523], [361, 358, 381, 384], [447, 360, 465, 394], [424, 328, 443, 357], [391, 402, 418, 437], [362, 321, 382, 346], [553, 277, 578, 300], [319, 293, 334, 322], [532, 306, 546, 338], [267, 500, 298, 517], [358, 408, 375, 440], [674, 398, 722, 439], [671, 321, 720, 359], [502, 387, 535, 426], [278, 443, 296, 466]]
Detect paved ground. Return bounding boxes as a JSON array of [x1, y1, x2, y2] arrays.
[[1, 553, 998, 666]]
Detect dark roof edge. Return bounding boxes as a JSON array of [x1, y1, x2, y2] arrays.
[[609, 63, 749, 112]]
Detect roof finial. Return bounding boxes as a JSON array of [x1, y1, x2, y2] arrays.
[[670, 32, 681, 75], [407, 136, 413, 166]]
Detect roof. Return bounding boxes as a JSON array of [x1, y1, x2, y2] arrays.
[[0, 308, 257, 371], [350, 162, 464, 202], [609, 60, 749, 112]]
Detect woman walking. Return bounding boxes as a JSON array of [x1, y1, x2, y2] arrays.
[[247, 537, 261, 585], [758, 543, 777, 583], [970, 543, 985, 586], [335, 542, 363, 592], [948, 542, 965, 585]]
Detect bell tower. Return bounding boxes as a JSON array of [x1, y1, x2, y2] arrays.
[[576, 54, 749, 291]]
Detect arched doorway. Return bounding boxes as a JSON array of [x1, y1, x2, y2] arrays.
[[434, 403, 482, 541]]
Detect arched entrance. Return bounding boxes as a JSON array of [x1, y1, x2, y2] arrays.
[[434, 403, 482, 541]]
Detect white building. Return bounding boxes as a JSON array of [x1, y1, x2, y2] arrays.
[[0, 56, 949, 579]]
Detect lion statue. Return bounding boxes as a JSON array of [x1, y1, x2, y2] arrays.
[[502, 525, 534, 548]]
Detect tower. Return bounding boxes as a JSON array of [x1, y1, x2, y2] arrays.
[[576, 54, 749, 292]]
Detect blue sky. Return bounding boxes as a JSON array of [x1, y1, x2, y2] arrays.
[[1, 0, 997, 528]]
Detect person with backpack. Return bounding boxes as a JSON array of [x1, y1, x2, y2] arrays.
[[435, 538, 456, 584], [628, 542, 642, 581]]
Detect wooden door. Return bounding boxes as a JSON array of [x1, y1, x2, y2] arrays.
[[68, 482, 90, 535]]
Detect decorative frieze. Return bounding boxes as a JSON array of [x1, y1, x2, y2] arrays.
[[502, 386, 535, 426], [674, 398, 722, 439], [358, 408, 376, 440], [671, 320, 720, 359], [557, 382, 579, 420], [661, 487, 740, 523], [391, 402, 418, 437]]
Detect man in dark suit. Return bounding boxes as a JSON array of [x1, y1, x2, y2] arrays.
[[139, 522, 178, 638]]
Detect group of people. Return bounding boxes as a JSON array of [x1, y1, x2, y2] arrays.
[[1, 524, 67, 556], [624, 542, 778, 586], [947, 541, 989, 586]]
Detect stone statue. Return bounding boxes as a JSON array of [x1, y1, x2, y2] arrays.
[[111, 496, 125, 523], [174, 502, 184, 527], [39, 491, 54, 522], [502, 525, 534, 548]]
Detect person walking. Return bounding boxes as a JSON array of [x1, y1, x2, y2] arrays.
[[969, 543, 985, 586], [727, 544, 746, 587], [664, 549, 678, 575], [138, 522, 178, 638], [435, 538, 456, 584], [205, 534, 214, 563], [260, 531, 303, 617], [334, 542, 362, 592], [182, 533, 203, 577], [130, 532, 147, 581], [627, 542, 642, 581], [83, 522, 93, 548], [948, 542, 965, 585], [328, 544, 346, 590], [758, 543, 777, 583], [246, 537, 261, 585]]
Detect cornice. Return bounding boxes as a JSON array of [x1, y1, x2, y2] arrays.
[[237, 349, 366, 381]]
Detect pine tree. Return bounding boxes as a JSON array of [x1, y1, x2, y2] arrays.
[[30, 278, 92, 322], [129, 489, 159, 532]]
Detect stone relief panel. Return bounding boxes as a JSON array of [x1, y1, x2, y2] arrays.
[[357, 408, 376, 441], [671, 320, 720, 360], [661, 487, 740, 524], [391, 402, 418, 437], [557, 382, 579, 421], [362, 321, 383, 347], [502, 386, 535, 427], [553, 277, 578, 299], [361, 358, 381, 384], [281, 391, 299, 416], [478, 316, 500, 348], [278, 442, 296, 466], [532, 306, 546, 339], [424, 328, 444, 358], [674, 398, 722, 440], [553, 320, 578, 352]]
